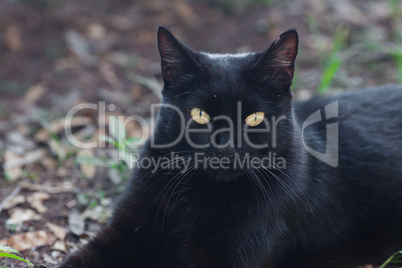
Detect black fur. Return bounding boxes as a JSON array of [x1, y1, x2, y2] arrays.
[[59, 26, 402, 268]]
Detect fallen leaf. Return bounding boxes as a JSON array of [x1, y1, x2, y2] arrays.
[[42, 253, 58, 265], [27, 192, 50, 214], [6, 208, 42, 225], [68, 208, 85, 236], [2, 194, 25, 211], [52, 240, 66, 252], [5, 25, 23, 52], [3, 150, 22, 180], [23, 84, 48, 104], [0, 186, 22, 214], [56, 167, 69, 176], [1, 230, 56, 252], [41, 156, 58, 170], [86, 23, 107, 41], [4, 149, 46, 169], [83, 205, 112, 223], [108, 168, 122, 184], [20, 181, 75, 194], [5, 130, 35, 155], [46, 222, 67, 241]]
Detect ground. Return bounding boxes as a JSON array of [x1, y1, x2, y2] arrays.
[[0, 0, 401, 267]]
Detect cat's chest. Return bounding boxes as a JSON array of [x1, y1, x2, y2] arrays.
[[162, 188, 275, 267]]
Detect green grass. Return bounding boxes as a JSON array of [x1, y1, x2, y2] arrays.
[[22, 170, 38, 181], [317, 27, 348, 93], [0, 245, 34, 267], [391, 50, 402, 83], [305, 15, 348, 93], [389, 0, 402, 82], [379, 251, 402, 268]]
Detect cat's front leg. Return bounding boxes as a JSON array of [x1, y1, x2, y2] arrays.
[[59, 225, 164, 268]]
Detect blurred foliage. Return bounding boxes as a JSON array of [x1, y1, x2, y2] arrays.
[[208, 0, 275, 13]]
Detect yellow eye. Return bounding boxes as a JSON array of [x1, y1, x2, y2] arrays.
[[245, 112, 265, 127], [191, 108, 210, 124]]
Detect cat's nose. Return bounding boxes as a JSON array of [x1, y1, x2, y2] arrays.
[[214, 132, 236, 159], [215, 146, 236, 159]]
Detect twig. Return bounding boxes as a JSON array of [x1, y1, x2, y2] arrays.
[[3, 149, 46, 169], [20, 182, 75, 194]]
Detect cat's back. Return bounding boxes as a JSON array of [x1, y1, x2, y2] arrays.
[[290, 86, 402, 266], [295, 85, 402, 171], [295, 85, 402, 206], [294, 85, 402, 151], [294, 85, 402, 125]]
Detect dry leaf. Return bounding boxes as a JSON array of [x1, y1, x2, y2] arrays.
[[41, 156, 58, 170], [2, 194, 25, 210], [3, 148, 46, 180], [86, 23, 106, 40], [83, 205, 112, 223], [54, 56, 79, 71], [68, 208, 85, 236], [108, 168, 122, 184], [42, 253, 58, 265], [56, 167, 69, 176], [20, 181, 75, 194], [52, 240, 67, 252], [5, 130, 35, 154], [3, 150, 23, 180], [4, 149, 46, 169], [5, 25, 23, 52], [24, 84, 48, 104], [0, 186, 22, 214], [27, 192, 50, 214], [6, 208, 42, 225], [2, 230, 56, 252], [46, 222, 67, 241]]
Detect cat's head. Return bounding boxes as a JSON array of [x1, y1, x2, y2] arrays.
[[153, 26, 298, 181]]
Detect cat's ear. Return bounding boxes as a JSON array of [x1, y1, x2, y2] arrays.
[[256, 29, 298, 85], [157, 26, 197, 82]]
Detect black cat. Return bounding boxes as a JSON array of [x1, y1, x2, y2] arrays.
[[59, 26, 402, 268]]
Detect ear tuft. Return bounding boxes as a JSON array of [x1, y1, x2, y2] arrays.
[[257, 29, 299, 84], [157, 26, 196, 82]]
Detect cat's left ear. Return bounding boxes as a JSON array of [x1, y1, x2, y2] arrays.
[[256, 29, 298, 85], [157, 26, 198, 82]]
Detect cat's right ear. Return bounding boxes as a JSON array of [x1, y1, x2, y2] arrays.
[[157, 26, 197, 82]]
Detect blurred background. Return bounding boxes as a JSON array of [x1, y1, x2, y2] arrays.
[[0, 0, 401, 266]]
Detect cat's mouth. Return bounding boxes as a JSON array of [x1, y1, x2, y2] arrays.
[[192, 151, 285, 181], [194, 153, 246, 180], [203, 167, 245, 181]]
